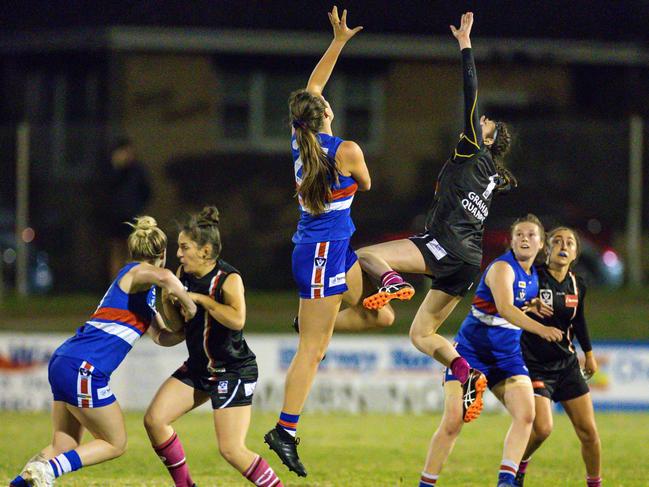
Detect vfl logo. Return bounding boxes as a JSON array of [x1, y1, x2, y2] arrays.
[[78, 367, 91, 377], [540, 289, 553, 306], [517, 289, 526, 301], [217, 381, 228, 394], [314, 257, 327, 268]]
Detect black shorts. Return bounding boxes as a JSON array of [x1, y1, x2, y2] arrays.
[[172, 363, 258, 410], [528, 355, 589, 403], [409, 232, 480, 297]]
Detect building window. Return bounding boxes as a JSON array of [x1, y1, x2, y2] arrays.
[[216, 65, 385, 153], [219, 71, 251, 140]]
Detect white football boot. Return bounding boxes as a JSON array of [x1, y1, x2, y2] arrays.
[[23, 459, 55, 487]]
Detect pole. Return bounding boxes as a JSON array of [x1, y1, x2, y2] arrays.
[[16, 122, 30, 296], [627, 115, 643, 286]]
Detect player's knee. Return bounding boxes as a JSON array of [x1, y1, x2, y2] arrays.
[[143, 409, 165, 432], [355, 247, 374, 264], [108, 437, 128, 458], [408, 326, 429, 348], [218, 443, 244, 465], [374, 307, 395, 328], [299, 341, 329, 364], [534, 421, 553, 441], [576, 424, 599, 445], [440, 414, 463, 438], [513, 408, 535, 426]]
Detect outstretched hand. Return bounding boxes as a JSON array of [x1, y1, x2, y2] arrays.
[[450, 12, 474, 48], [328, 6, 363, 43]]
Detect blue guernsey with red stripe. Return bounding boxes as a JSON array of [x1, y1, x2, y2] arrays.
[[55, 262, 156, 375], [291, 132, 358, 244], [455, 251, 539, 358]]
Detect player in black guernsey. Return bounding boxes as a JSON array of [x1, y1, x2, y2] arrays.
[[514, 227, 601, 487], [143, 207, 284, 487], [335, 12, 516, 420]]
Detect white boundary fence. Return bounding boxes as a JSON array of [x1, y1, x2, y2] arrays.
[[0, 333, 648, 412]]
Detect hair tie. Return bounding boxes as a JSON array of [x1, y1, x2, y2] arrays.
[[292, 119, 308, 130], [492, 126, 499, 143]]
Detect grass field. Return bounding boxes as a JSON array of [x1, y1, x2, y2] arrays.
[[1, 411, 645, 486], [1, 286, 648, 339]]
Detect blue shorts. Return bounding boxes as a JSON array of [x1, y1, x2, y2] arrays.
[[445, 343, 529, 388], [292, 239, 358, 299], [49, 354, 116, 408]]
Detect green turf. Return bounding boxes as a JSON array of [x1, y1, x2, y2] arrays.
[[0, 411, 645, 486], [1, 286, 648, 339]]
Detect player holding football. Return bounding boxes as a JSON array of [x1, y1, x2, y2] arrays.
[[143, 206, 283, 487], [10, 216, 197, 487]]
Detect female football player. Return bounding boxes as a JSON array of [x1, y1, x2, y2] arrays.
[[143, 206, 283, 487], [10, 216, 196, 487], [263, 6, 393, 479], [336, 12, 516, 417], [419, 215, 562, 487], [514, 227, 601, 487]]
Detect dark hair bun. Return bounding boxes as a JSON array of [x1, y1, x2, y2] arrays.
[[197, 206, 220, 227]]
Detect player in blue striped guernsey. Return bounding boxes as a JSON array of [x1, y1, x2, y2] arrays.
[[264, 6, 394, 479], [420, 214, 563, 487], [10, 216, 196, 487]]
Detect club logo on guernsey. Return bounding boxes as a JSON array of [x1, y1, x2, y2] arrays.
[[78, 367, 91, 377], [540, 289, 553, 306], [314, 257, 327, 268]]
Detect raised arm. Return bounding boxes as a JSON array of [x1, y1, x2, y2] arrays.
[[450, 12, 483, 158], [486, 262, 563, 342], [188, 273, 246, 331], [306, 6, 363, 96]]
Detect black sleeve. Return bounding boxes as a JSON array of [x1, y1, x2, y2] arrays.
[[573, 278, 593, 353], [453, 48, 483, 161]]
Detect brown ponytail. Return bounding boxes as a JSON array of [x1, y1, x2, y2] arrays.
[[289, 89, 338, 215], [181, 206, 222, 260], [489, 121, 517, 193]]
